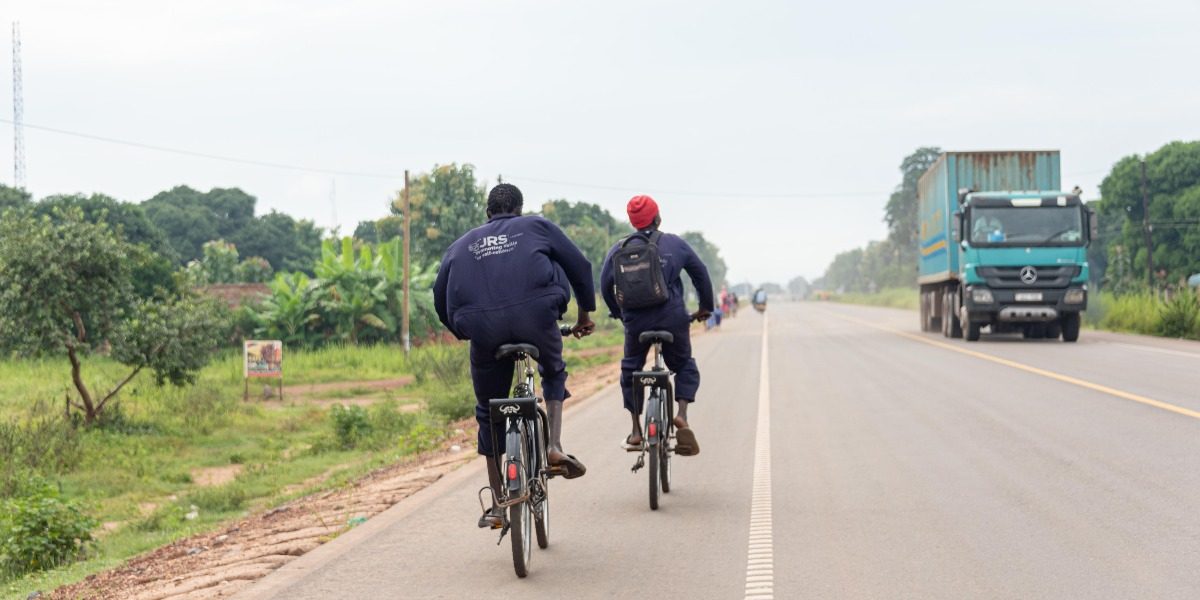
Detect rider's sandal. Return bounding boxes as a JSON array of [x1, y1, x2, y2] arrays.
[[548, 454, 587, 479], [622, 434, 645, 452], [674, 427, 700, 456]]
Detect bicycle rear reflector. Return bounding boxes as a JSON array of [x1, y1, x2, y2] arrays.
[[507, 463, 518, 481], [648, 422, 658, 438]]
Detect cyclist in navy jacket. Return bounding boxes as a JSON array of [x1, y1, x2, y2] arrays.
[[600, 195, 713, 457], [434, 183, 595, 529]]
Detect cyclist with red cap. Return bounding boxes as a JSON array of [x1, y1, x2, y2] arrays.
[[599, 195, 714, 456]]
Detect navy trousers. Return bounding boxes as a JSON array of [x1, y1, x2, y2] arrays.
[[453, 296, 569, 457], [619, 313, 699, 415]]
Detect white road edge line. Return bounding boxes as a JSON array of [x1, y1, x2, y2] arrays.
[[744, 313, 774, 599]]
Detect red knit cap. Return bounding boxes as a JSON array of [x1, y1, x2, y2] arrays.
[[627, 195, 659, 229]]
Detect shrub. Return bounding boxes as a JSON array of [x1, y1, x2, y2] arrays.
[[1099, 292, 1161, 335], [409, 344, 468, 387], [186, 484, 248, 513], [330, 404, 372, 449], [0, 483, 96, 578], [1158, 290, 1200, 339], [0, 415, 82, 498], [366, 401, 416, 448], [426, 382, 475, 422]]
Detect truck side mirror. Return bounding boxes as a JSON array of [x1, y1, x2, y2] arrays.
[[952, 211, 962, 243], [1088, 208, 1098, 241]]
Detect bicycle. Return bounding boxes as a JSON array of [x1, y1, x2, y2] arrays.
[[479, 326, 572, 578], [629, 330, 675, 510]]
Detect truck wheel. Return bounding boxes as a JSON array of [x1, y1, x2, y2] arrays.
[[965, 320, 981, 342], [1061, 313, 1080, 342], [1046, 322, 1062, 339], [919, 293, 930, 332], [942, 290, 962, 338]]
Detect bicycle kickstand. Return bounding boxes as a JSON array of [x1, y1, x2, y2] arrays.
[[631, 452, 645, 473]]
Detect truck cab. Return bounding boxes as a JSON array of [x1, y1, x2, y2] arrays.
[[954, 192, 1096, 341]]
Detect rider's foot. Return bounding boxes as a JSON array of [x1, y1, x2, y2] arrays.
[[478, 505, 505, 529], [623, 431, 644, 451], [673, 416, 700, 456], [548, 448, 587, 479]]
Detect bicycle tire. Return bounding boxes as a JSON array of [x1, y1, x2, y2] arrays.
[[533, 412, 549, 549], [510, 500, 531, 577], [507, 421, 532, 578], [647, 390, 660, 511], [661, 394, 673, 494]]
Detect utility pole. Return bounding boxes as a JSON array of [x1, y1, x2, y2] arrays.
[[1141, 159, 1154, 288], [12, 22, 25, 189], [401, 170, 411, 354]]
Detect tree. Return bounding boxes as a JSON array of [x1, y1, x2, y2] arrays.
[[143, 186, 323, 273], [353, 215, 404, 245], [540, 199, 632, 287], [1099, 141, 1200, 288], [0, 184, 32, 212], [0, 211, 223, 423], [787, 276, 811, 299], [679, 231, 727, 298], [394, 164, 486, 265]]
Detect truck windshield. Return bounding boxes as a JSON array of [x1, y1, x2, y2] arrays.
[[969, 206, 1084, 246]]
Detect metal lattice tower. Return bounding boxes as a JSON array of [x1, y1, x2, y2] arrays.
[[12, 21, 25, 189]]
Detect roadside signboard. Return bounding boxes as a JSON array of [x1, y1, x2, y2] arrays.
[[243, 340, 283, 400]]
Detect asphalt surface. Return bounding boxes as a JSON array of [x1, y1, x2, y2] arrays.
[[241, 302, 1200, 599]]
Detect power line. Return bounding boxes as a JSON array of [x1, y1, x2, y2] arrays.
[[0, 117, 892, 200], [502, 174, 888, 199], [0, 117, 402, 180]]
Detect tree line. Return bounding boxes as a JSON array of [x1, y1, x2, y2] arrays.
[[0, 165, 729, 423]]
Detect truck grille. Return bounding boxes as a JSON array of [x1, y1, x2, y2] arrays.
[[976, 266, 1080, 288]]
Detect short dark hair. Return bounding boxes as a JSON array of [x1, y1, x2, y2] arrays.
[[487, 183, 523, 217]]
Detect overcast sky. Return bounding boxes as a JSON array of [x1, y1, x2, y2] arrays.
[[3, 0, 1199, 283]]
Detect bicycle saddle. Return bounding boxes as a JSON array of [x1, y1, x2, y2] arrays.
[[638, 330, 674, 345], [496, 343, 539, 360]]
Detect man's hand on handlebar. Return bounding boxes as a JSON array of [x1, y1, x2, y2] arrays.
[[690, 310, 712, 323], [571, 312, 595, 338]]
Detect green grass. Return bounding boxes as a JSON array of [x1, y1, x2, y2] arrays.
[[0, 327, 629, 597], [1090, 290, 1200, 339], [828, 288, 920, 310], [0, 343, 463, 597]]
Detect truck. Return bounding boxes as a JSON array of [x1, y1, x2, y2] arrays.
[[917, 151, 1097, 342]]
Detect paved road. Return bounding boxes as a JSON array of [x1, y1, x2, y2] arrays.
[[241, 302, 1200, 599]]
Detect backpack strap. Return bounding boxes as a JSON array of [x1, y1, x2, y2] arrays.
[[620, 231, 651, 248]]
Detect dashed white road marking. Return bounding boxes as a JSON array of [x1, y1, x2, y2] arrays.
[[745, 313, 774, 599]]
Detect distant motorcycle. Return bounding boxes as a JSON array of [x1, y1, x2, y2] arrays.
[[752, 289, 767, 313]]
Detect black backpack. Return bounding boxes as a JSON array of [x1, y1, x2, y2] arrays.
[[613, 231, 669, 309]]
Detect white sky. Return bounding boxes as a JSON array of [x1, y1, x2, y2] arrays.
[[3, 0, 1199, 283]]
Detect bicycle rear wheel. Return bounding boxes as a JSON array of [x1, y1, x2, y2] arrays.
[[533, 412, 549, 549], [661, 394, 673, 494], [647, 390, 660, 511], [507, 423, 532, 578], [509, 500, 531, 577]]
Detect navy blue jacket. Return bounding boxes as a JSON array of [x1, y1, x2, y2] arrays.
[[599, 230, 715, 324], [434, 214, 596, 339]]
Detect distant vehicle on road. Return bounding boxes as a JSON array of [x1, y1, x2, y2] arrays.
[[752, 289, 767, 312], [917, 151, 1097, 342]]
